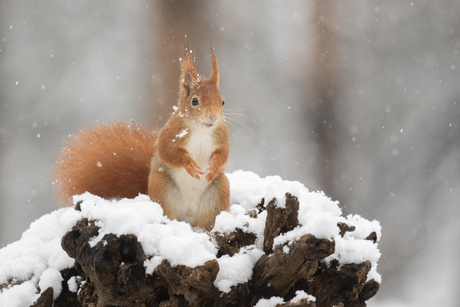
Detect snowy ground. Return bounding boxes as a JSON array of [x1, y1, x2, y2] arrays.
[[0, 170, 381, 307]]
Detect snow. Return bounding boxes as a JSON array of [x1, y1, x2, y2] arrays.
[[0, 207, 78, 306], [254, 291, 315, 307], [75, 193, 217, 268], [0, 170, 381, 306], [38, 268, 62, 300], [67, 276, 80, 293], [214, 246, 264, 293], [253, 296, 285, 307], [291, 290, 316, 303], [175, 128, 188, 138]]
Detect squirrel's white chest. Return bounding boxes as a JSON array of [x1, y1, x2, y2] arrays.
[[169, 127, 215, 223], [186, 127, 215, 168]]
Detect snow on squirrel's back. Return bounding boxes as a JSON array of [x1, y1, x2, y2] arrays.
[[0, 170, 381, 306]]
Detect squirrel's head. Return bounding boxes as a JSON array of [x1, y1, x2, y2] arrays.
[[178, 47, 224, 129]]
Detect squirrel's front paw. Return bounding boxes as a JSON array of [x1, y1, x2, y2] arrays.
[[184, 159, 205, 180], [205, 161, 221, 183]]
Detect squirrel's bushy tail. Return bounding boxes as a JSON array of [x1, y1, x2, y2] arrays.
[[55, 121, 157, 204]]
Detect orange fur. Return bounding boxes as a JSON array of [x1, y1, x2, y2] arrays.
[[55, 47, 229, 231], [55, 122, 157, 202]]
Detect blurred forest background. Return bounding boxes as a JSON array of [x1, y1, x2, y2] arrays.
[[1, 1, 459, 306]]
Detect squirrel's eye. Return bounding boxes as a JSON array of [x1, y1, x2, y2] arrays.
[[222, 100, 225, 106], [192, 98, 199, 106]]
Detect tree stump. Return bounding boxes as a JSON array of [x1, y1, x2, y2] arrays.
[[35, 193, 380, 307]]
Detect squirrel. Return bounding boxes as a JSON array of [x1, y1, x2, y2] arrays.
[[55, 48, 230, 231]]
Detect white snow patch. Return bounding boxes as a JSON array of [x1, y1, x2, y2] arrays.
[[253, 296, 285, 307], [0, 281, 38, 307], [253, 290, 315, 306], [38, 268, 62, 299], [214, 246, 264, 293], [291, 290, 316, 303], [67, 276, 80, 293], [175, 128, 188, 138]]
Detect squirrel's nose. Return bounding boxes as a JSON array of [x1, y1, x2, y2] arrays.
[[209, 113, 217, 123]]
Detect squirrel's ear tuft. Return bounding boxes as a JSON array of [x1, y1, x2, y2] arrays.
[[180, 48, 198, 96], [183, 72, 194, 97], [209, 48, 219, 86]]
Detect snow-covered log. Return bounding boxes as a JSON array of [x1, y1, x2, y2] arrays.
[[0, 171, 381, 307]]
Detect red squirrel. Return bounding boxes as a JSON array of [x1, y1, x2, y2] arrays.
[[55, 48, 230, 231]]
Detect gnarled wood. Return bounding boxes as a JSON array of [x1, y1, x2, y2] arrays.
[[214, 227, 257, 257], [155, 259, 219, 307], [263, 193, 300, 254], [252, 234, 334, 302], [306, 260, 373, 307]]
